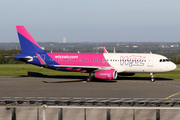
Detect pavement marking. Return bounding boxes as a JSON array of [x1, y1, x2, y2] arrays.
[[120, 81, 180, 120], [81, 81, 87, 83], [121, 91, 180, 120], [165, 92, 180, 99], [120, 109, 144, 120]]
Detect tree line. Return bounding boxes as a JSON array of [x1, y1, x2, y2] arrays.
[[0, 50, 24, 64], [170, 56, 180, 64]]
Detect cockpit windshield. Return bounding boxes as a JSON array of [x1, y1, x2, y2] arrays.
[[159, 59, 170, 62]]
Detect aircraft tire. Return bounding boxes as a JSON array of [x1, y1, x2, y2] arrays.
[[86, 77, 92, 82], [151, 78, 155, 82]]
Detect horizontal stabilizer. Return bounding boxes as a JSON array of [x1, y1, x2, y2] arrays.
[[14, 54, 33, 61]]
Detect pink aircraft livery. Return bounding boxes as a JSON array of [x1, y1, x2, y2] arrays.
[[14, 26, 176, 82]]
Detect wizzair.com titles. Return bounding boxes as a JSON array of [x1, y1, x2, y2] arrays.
[[55, 55, 78, 59]]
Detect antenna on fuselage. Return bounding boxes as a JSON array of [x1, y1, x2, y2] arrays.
[[150, 51, 152, 54]]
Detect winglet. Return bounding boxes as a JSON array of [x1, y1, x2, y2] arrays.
[[102, 46, 108, 53]]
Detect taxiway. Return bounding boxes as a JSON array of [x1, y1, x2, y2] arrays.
[[0, 76, 179, 98], [1, 76, 180, 120]]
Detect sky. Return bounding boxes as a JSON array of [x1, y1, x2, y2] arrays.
[[0, 0, 180, 43]]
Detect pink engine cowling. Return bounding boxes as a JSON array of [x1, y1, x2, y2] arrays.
[[94, 70, 117, 80]]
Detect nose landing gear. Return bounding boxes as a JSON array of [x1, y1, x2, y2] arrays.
[[150, 73, 155, 82]]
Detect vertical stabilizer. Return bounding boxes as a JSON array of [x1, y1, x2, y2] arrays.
[[16, 26, 46, 54]]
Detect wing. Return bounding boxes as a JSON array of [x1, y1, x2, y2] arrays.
[[47, 64, 115, 73]]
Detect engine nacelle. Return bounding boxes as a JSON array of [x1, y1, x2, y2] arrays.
[[118, 73, 135, 76], [94, 70, 117, 80]]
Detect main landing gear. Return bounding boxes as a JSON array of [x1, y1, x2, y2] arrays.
[[150, 73, 155, 82], [86, 73, 93, 82]]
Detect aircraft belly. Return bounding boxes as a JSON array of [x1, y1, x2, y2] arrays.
[[122, 65, 156, 73]]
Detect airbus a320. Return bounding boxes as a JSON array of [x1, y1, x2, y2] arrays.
[[14, 26, 176, 82]]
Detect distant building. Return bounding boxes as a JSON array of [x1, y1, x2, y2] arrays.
[[132, 46, 138, 48], [170, 44, 179, 48], [63, 37, 66, 43], [41, 46, 45, 50], [159, 44, 178, 48]]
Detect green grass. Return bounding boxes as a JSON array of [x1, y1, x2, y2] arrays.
[[0, 64, 88, 76], [0, 64, 179, 79], [176, 64, 180, 68]]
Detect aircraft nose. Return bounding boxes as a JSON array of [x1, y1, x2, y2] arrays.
[[169, 62, 177, 71]]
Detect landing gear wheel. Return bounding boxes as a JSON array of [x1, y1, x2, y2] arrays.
[[86, 77, 92, 82], [86, 73, 94, 82], [150, 73, 155, 82], [151, 78, 155, 82]]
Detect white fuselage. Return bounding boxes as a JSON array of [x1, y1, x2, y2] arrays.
[[104, 53, 176, 73]]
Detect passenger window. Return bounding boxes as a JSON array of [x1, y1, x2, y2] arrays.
[[160, 59, 162, 62]]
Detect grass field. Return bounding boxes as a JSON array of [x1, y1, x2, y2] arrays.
[[0, 64, 88, 76], [0, 64, 180, 79]]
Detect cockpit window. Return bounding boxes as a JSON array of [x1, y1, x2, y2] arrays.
[[159, 59, 170, 62]]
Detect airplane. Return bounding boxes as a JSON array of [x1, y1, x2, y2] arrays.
[[14, 26, 177, 82]]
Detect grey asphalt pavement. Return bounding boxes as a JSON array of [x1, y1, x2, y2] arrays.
[[0, 76, 180, 120]]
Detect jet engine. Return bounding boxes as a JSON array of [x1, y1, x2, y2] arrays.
[[94, 70, 117, 80]]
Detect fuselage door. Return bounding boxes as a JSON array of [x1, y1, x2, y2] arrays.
[[147, 56, 153, 67]]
